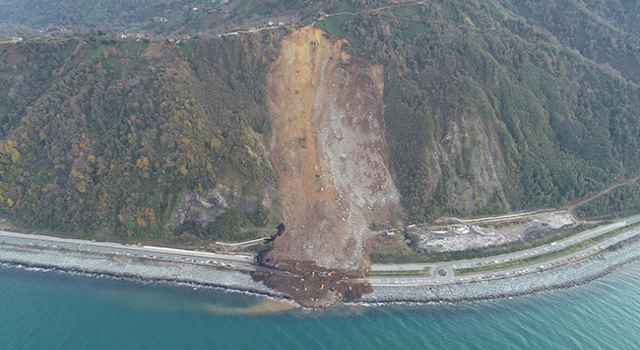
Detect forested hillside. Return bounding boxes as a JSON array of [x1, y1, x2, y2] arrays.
[[505, 0, 640, 84], [0, 32, 285, 240], [2, 0, 640, 241], [316, 0, 640, 222], [577, 181, 640, 219], [0, 0, 318, 37]]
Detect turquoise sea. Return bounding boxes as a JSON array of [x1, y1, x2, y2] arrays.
[[1, 262, 640, 350]]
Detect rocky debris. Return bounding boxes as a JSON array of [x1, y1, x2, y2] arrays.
[[522, 222, 552, 241], [418, 232, 519, 252], [172, 189, 229, 227], [252, 259, 372, 308], [412, 214, 579, 253], [539, 214, 578, 229], [171, 182, 272, 230]]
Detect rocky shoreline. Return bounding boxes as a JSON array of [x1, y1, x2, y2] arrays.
[[2, 236, 640, 307], [0, 243, 289, 301]]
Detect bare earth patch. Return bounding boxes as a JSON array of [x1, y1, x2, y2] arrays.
[[144, 42, 166, 58], [260, 26, 402, 307]]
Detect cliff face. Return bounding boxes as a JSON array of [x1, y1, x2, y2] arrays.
[[263, 26, 402, 275]]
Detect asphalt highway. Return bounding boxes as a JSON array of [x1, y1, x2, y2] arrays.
[[0, 230, 258, 272], [3, 214, 640, 288], [368, 214, 640, 286]]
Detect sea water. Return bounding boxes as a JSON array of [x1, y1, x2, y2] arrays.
[[1, 262, 640, 350]]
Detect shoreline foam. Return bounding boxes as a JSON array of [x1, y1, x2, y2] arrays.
[[0, 243, 288, 301], [2, 236, 640, 307]]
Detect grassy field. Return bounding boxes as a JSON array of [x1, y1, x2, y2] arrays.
[[329, 2, 363, 14], [90, 45, 107, 59], [315, 14, 364, 49], [59, 40, 78, 61], [134, 6, 161, 23], [369, 235, 431, 264], [392, 4, 424, 18], [249, 3, 272, 16], [179, 40, 198, 57], [232, 0, 250, 15], [370, 252, 433, 264], [367, 268, 430, 277], [400, 21, 428, 41], [85, 8, 106, 27], [481, 0, 516, 20], [316, 14, 354, 35], [454, 222, 640, 275]]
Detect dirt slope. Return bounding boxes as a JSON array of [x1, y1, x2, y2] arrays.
[[263, 26, 402, 282]]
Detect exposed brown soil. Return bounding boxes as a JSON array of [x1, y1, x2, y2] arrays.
[[261, 26, 401, 307], [144, 42, 166, 58]]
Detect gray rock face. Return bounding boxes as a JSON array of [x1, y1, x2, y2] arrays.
[[172, 190, 230, 228]]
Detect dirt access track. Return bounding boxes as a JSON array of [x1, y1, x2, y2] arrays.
[[260, 26, 402, 306]]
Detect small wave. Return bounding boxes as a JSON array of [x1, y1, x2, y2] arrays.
[[0, 259, 291, 303]]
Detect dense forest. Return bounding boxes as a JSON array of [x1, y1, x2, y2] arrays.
[[577, 181, 640, 219], [0, 31, 285, 240], [2, 0, 640, 239], [317, 0, 640, 222], [505, 0, 640, 85]]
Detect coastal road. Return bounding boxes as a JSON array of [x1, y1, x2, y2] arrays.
[[3, 213, 640, 286], [368, 226, 640, 287], [368, 214, 640, 286], [0, 230, 261, 272]]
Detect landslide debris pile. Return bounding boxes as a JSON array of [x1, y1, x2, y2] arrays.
[[252, 262, 372, 308], [4, 0, 640, 308], [258, 26, 402, 306]]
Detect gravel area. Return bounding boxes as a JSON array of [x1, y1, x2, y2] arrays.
[[363, 236, 640, 304], [413, 214, 578, 253], [0, 243, 287, 299]]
